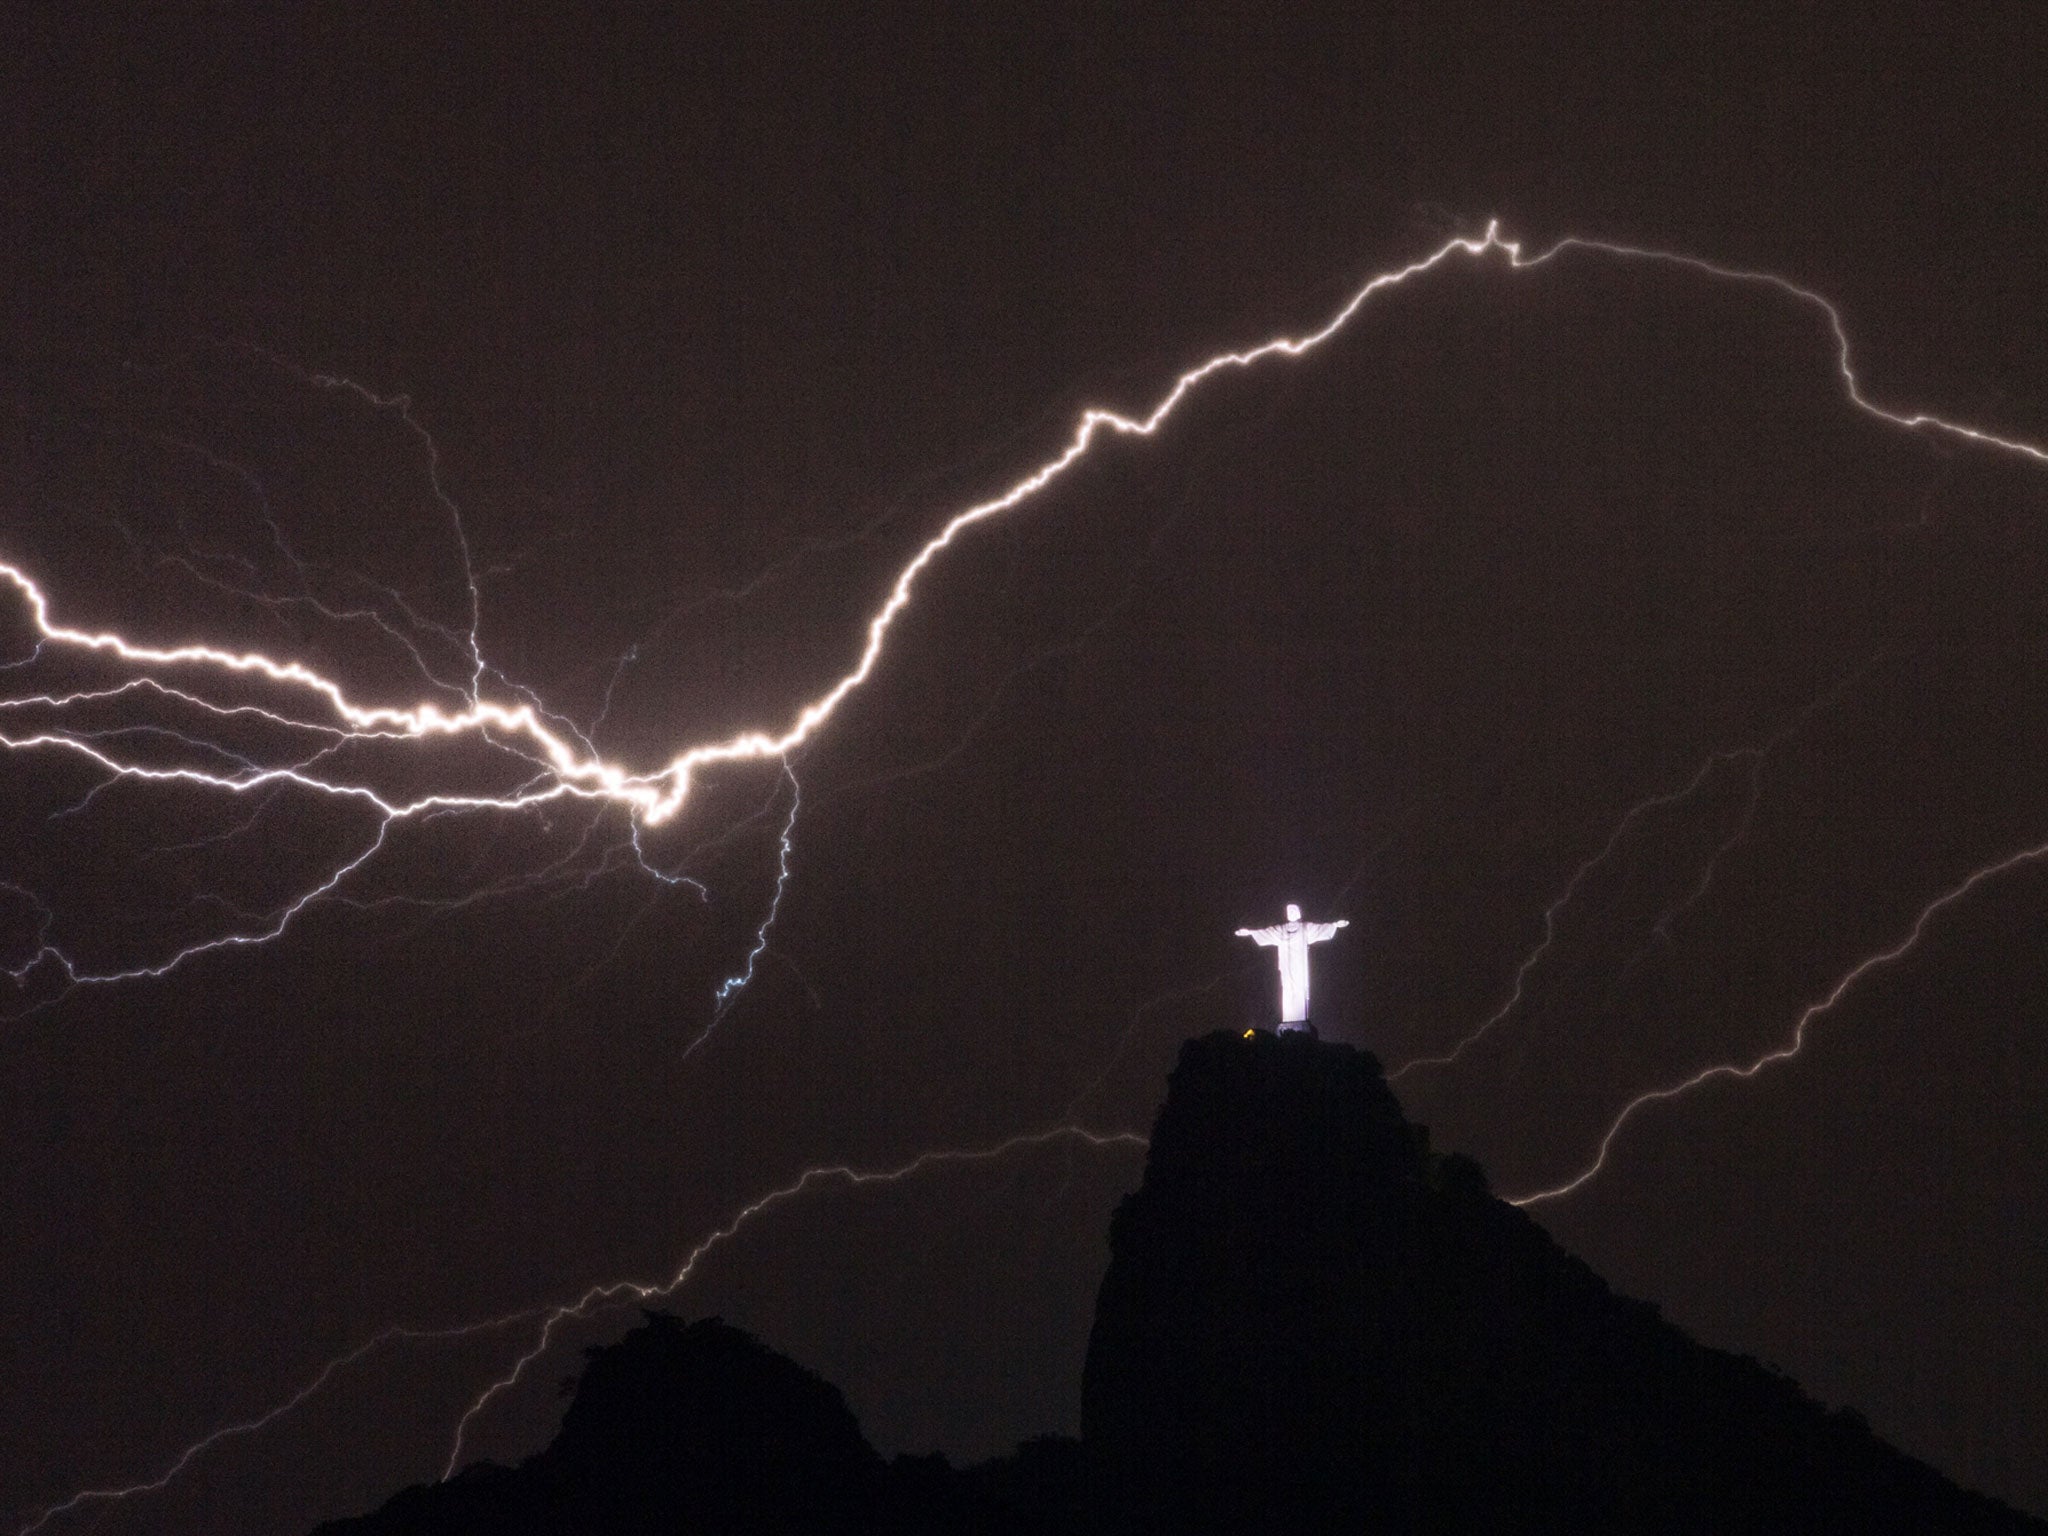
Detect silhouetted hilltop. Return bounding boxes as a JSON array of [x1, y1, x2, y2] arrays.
[[318, 1029, 2042, 1534], [1083, 1028, 2040, 1534], [314, 1316, 877, 1534], [312, 1313, 1075, 1535]]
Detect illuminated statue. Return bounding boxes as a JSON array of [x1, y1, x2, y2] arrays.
[[1235, 904, 1348, 1030]]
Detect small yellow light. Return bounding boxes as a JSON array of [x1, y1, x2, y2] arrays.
[[1242, 1028, 1256, 1039]]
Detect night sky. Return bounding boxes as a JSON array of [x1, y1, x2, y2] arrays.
[[5, 6, 2047, 1529]]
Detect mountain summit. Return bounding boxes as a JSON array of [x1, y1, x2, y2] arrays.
[[1083, 1028, 2037, 1533]]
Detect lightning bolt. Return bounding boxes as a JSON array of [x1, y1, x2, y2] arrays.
[[14, 1123, 1144, 1535], [441, 1123, 1148, 1476], [688, 757, 800, 1056], [8, 220, 2048, 1526], [12, 1316, 539, 1536], [1392, 676, 1862, 1081], [1389, 751, 1736, 1081], [1508, 836, 2048, 1207], [6, 221, 2041, 999]]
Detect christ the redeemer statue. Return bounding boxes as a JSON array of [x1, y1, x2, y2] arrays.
[[1236, 904, 1348, 1031]]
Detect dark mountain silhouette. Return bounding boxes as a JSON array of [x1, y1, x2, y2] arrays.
[[1083, 1030, 2042, 1533], [318, 1029, 2042, 1534], [313, 1312, 1080, 1535]]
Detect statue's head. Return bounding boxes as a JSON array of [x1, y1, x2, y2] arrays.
[[1286, 903, 1302, 922]]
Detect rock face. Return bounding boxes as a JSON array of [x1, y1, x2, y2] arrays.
[[1081, 1028, 2039, 1535]]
